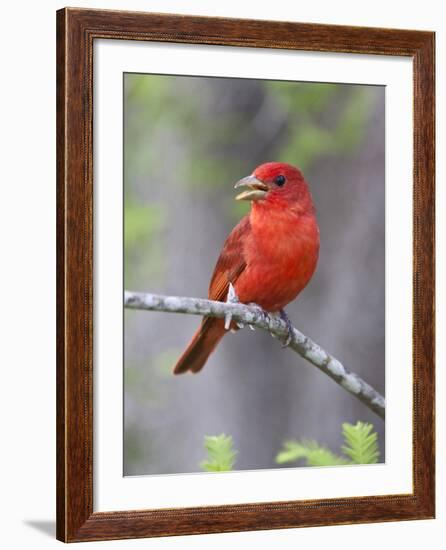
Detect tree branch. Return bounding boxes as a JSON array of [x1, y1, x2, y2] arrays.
[[124, 290, 385, 420]]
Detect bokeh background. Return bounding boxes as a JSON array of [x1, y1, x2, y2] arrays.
[[124, 73, 385, 475]]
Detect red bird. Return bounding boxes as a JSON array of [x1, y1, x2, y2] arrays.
[[173, 162, 320, 375]]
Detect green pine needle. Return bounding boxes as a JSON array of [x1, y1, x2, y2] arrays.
[[200, 434, 237, 472], [341, 421, 380, 464], [276, 439, 349, 466]]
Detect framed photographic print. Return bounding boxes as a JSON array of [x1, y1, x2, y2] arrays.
[[56, 7, 435, 542]]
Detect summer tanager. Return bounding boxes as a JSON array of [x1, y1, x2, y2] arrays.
[[173, 162, 320, 374]]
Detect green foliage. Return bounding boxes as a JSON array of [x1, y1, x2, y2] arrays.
[[124, 202, 165, 249], [125, 74, 375, 233], [275, 422, 380, 467], [124, 201, 167, 288], [153, 349, 182, 377], [267, 82, 339, 114], [198, 424, 379, 472], [276, 439, 349, 466], [200, 434, 237, 472], [341, 421, 380, 464], [275, 85, 373, 170]]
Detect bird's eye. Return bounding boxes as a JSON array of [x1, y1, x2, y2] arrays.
[[274, 175, 286, 186]]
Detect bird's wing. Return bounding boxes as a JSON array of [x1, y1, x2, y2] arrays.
[[208, 215, 250, 302], [174, 216, 250, 375]]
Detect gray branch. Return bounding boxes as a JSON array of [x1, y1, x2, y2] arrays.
[[124, 290, 385, 420]]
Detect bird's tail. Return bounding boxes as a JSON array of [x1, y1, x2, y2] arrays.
[[173, 317, 226, 374]]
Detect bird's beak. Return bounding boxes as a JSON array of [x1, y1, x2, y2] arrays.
[[234, 175, 268, 201]]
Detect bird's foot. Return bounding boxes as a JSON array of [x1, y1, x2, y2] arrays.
[[279, 309, 294, 348], [245, 302, 270, 331], [224, 285, 267, 332], [224, 283, 239, 330], [236, 319, 256, 330]]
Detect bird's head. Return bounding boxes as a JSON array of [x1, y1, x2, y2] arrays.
[[234, 162, 314, 213]]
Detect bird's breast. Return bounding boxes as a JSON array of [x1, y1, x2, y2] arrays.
[[235, 209, 319, 311]]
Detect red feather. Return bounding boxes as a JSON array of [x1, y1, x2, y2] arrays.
[[173, 162, 319, 374]]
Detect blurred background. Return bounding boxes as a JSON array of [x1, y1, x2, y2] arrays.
[[124, 73, 385, 475]]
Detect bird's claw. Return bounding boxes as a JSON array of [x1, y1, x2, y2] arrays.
[[224, 286, 265, 333], [279, 309, 294, 348], [246, 302, 269, 331]]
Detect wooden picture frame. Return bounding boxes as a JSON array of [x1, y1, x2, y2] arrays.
[[56, 7, 435, 542]]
